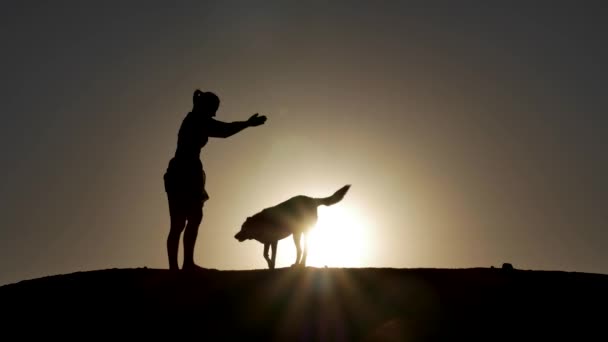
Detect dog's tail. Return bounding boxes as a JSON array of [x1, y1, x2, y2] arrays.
[[316, 184, 351, 206]]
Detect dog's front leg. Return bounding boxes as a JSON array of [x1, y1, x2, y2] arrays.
[[270, 241, 277, 270], [263, 243, 272, 269]]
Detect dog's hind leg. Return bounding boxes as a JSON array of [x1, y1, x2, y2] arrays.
[[301, 232, 308, 267], [270, 241, 277, 270], [292, 232, 302, 267], [263, 243, 272, 269]]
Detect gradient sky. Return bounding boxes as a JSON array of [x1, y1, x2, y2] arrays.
[[1, 1, 606, 285]]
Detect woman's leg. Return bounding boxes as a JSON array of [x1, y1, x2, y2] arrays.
[[182, 199, 203, 270], [166, 192, 187, 271], [182, 168, 208, 270]]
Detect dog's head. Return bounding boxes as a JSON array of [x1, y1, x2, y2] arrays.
[[234, 216, 256, 242]]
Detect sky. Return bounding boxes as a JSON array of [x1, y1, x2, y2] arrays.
[[0, 1, 606, 285]]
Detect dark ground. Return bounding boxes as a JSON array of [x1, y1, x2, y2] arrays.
[[1, 266, 606, 341]]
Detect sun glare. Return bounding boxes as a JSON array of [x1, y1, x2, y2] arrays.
[[305, 204, 370, 268]]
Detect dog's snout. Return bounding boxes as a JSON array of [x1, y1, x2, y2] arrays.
[[235, 231, 245, 241]]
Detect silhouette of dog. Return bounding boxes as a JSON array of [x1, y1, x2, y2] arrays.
[[235, 185, 351, 269]]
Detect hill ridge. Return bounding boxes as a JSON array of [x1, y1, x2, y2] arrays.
[[1, 266, 606, 341]]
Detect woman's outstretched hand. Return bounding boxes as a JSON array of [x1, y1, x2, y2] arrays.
[[247, 113, 267, 127]]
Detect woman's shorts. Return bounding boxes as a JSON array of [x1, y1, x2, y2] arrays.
[[163, 157, 210, 210]]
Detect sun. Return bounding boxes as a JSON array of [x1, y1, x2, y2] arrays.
[[304, 204, 370, 268]]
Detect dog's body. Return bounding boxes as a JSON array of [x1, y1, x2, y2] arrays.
[[235, 185, 351, 269]]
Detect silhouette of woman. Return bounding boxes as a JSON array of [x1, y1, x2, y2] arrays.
[[164, 90, 267, 271]]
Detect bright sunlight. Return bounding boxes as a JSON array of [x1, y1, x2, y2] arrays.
[[305, 204, 370, 267]]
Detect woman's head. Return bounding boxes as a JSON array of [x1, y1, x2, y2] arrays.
[[193, 89, 220, 115]]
